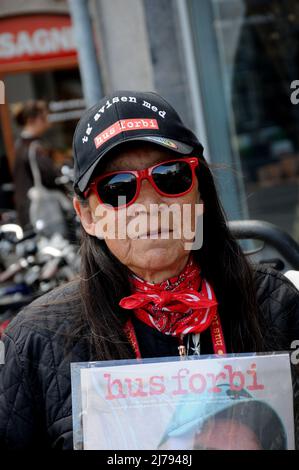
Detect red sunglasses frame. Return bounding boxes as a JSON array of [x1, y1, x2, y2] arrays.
[[84, 156, 199, 209]]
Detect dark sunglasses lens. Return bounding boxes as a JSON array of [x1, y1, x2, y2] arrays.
[[97, 173, 137, 207], [152, 160, 193, 195]]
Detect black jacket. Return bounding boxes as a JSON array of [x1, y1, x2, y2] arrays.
[[0, 266, 299, 449]]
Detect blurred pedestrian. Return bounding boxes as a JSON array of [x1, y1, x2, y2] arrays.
[[12, 100, 60, 230]]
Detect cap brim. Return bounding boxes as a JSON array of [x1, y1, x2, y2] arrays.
[[76, 136, 194, 193]]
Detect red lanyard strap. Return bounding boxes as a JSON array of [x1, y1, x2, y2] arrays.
[[124, 318, 142, 359], [210, 312, 226, 355], [125, 312, 226, 359]]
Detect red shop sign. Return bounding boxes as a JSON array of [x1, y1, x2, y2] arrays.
[[0, 15, 78, 65]]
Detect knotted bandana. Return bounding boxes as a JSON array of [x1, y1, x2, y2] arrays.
[[119, 256, 218, 337]]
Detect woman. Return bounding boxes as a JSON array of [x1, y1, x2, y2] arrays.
[[13, 100, 60, 230], [0, 91, 298, 449]]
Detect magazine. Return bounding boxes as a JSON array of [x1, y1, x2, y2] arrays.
[[71, 353, 294, 450]]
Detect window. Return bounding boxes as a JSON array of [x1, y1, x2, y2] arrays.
[[189, 0, 299, 240]]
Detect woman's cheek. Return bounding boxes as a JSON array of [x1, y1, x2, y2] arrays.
[[105, 238, 133, 264]]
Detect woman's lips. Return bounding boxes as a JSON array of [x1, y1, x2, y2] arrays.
[[138, 229, 173, 239]]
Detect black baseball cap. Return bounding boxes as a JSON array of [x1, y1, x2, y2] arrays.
[[73, 90, 204, 194]]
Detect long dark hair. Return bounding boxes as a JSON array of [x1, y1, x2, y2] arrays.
[[73, 150, 270, 360]]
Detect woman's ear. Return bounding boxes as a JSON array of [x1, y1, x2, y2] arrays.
[[73, 196, 96, 236]]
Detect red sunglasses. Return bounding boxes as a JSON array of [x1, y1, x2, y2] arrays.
[[84, 157, 199, 209]]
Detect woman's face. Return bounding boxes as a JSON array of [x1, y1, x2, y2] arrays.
[[27, 110, 50, 136], [193, 418, 262, 450], [77, 144, 201, 281]]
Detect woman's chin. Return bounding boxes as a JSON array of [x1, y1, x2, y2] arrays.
[[134, 244, 186, 270]]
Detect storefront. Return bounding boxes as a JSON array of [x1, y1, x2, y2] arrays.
[[0, 13, 84, 176]]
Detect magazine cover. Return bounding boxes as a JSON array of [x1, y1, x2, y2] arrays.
[[71, 353, 294, 450]]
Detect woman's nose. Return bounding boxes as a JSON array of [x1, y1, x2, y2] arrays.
[[136, 178, 164, 207]]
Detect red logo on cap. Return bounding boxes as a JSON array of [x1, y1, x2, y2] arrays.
[[94, 118, 159, 149]]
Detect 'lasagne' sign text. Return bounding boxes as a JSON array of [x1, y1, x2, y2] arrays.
[[0, 15, 77, 64]]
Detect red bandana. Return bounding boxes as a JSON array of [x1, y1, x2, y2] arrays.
[[119, 256, 219, 337]]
